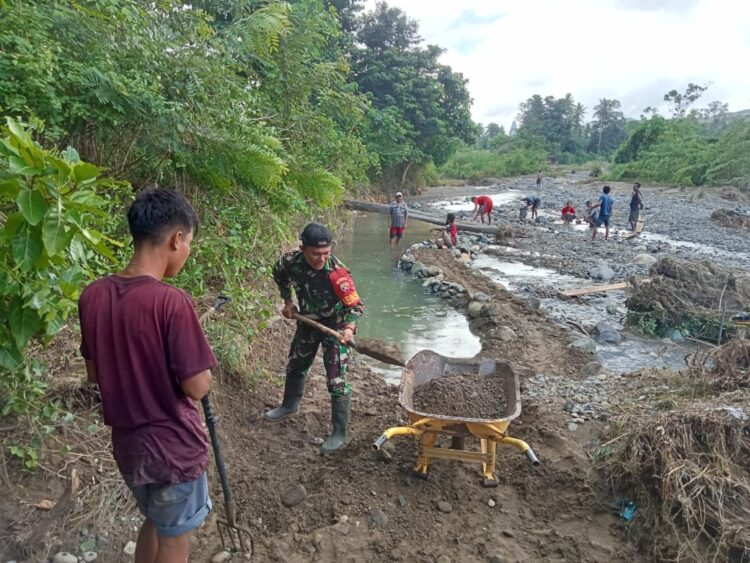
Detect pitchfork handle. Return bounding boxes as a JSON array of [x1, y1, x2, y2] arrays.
[[201, 395, 237, 526]]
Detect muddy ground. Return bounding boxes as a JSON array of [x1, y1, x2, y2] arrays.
[[2, 172, 748, 562]]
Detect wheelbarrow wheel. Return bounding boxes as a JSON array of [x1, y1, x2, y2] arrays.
[[412, 469, 430, 481], [481, 475, 499, 488]]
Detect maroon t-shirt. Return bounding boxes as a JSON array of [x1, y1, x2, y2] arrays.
[[78, 275, 217, 486]]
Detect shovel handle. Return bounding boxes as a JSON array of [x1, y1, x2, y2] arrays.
[[292, 313, 354, 346]]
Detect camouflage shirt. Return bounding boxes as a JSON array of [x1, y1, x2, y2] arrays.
[[272, 251, 364, 325]]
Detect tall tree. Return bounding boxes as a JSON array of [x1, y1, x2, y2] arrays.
[[517, 93, 585, 156], [587, 98, 627, 155], [351, 2, 474, 185], [664, 82, 709, 118]]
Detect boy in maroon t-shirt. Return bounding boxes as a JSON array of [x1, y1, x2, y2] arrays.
[[79, 189, 216, 562]]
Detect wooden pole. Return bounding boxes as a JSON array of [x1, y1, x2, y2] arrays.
[[344, 199, 505, 235]]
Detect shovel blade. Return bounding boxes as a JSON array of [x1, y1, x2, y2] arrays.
[[217, 518, 253, 554], [354, 338, 406, 366]]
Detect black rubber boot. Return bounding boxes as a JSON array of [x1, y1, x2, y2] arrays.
[[320, 393, 350, 454], [263, 377, 305, 422]]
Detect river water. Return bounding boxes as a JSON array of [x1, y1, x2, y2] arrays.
[[336, 213, 481, 383], [337, 209, 700, 383]]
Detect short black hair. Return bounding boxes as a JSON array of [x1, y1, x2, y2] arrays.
[[634, 182, 641, 188], [603, 185, 611, 194], [127, 188, 199, 245], [447, 213, 456, 223]]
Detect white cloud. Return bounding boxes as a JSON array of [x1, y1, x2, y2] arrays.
[[364, 0, 750, 128]]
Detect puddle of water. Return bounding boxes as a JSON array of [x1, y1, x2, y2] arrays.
[[336, 213, 481, 383], [471, 254, 581, 290], [639, 232, 748, 258]]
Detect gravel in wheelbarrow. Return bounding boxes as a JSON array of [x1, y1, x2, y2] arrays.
[[412, 372, 507, 420]]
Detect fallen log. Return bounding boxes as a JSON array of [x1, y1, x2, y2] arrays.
[[561, 282, 630, 297], [344, 199, 505, 235]]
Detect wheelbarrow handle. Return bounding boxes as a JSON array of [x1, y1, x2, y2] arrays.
[[201, 395, 236, 526], [373, 433, 389, 450]]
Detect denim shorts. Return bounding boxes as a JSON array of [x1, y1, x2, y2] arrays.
[[126, 473, 212, 537], [596, 215, 611, 227]]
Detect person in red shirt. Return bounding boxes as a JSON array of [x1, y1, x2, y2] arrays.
[[433, 212, 458, 248], [79, 189, 215, 563], [561, 201, 576, 223], [471, 195, 494, 224]]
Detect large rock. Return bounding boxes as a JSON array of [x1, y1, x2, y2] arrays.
[[592, 322, 622, 344], [281, 484, 307, 507], [588, 264, 615, 281], [495, 327, 517, 342], [581, 361, 604, 377], [52, 553, 77, 563], [568, 336, 596, 352], [632, 253, 657, 266], [369, 507, 388, 529], [467, 301, 485, 318], [426, 266, 442, 277], [474, 292, 490, 302], [411, 262, 425, 276]]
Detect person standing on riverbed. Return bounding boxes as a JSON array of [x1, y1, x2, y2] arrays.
[[629, 183, 644, 235], [536, 171, 543, 189], [266, 223, 365, 454], [591, 185, 614, 241], [388, 192, 408, 245], [471, 195, 494, 224]]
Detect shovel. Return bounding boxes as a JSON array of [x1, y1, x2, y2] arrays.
[[293, 312, 405, 367], [199, 296, 253, 554]]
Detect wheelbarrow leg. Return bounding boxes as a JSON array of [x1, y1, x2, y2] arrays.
[[414, 432, 436, 479], [480, 438, 499, 487]]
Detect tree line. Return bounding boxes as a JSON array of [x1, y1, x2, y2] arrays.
[[447, 83, 750, 187]]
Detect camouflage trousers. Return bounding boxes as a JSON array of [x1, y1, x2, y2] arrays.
[[286, 318, 351, 398]]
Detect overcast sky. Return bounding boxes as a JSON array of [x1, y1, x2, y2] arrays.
[[363, 0, 750, 129]]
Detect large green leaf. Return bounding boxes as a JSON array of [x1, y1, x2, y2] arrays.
[[0, 343, 23, 372], [9, 155, 41, 176], [16, 189, 48, 225], [11, 224, 43, 269], [0, 137, 20, 157], [62, 147, 80, 164], [72, 162, 102, 183], [42, 207, 73, 256], [8, 299, 42, 350], [0, 176, 24, 198]]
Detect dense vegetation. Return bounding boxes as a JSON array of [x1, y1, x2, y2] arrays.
[[0, 0, 474, 455], [442, 84, 750, 188]]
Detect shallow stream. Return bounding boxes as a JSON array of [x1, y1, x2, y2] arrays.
[[336, 213, 480, 383], [338, 208, 704, 383]]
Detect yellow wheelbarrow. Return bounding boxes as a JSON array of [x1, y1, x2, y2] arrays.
[[373, 350, 539, 487]]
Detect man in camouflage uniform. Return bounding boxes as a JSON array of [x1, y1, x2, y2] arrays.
[[265, 223, 365, 454]]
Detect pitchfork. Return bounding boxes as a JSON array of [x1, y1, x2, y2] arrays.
[[199, 296, 253, 554]]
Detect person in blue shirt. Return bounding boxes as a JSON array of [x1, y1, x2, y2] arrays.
[[590, 185, 614, 241]]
